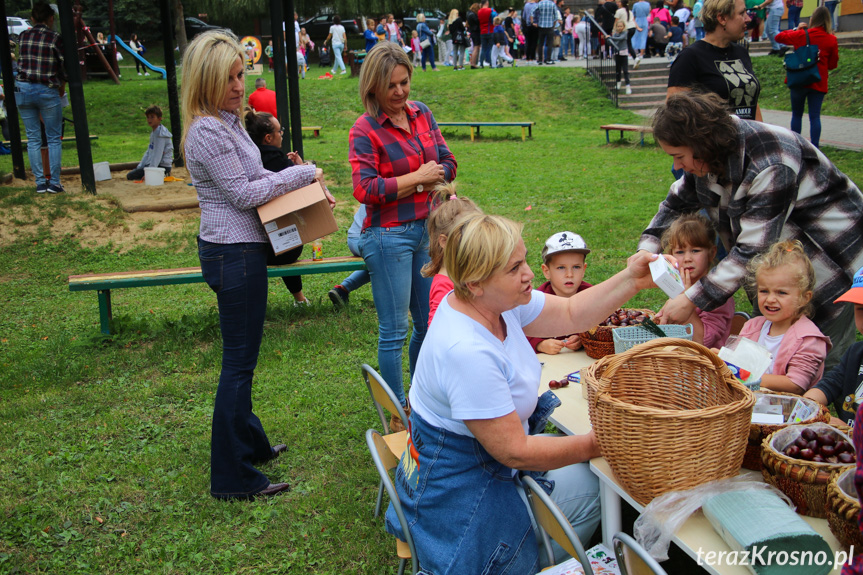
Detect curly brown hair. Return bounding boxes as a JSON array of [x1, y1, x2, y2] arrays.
[[652, 91, 739, 178]]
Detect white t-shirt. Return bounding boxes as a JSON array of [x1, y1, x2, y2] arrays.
[[330, 24, 347, 46], [757, 320, 784, 375], [409, 290, 546, 437]]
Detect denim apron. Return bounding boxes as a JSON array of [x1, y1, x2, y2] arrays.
[[386, 391, 561, 575]]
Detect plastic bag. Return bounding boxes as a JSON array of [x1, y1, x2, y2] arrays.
[[633, 475, 794, 561]]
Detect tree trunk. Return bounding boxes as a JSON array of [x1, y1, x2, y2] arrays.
[[174, 0, 188, 56]]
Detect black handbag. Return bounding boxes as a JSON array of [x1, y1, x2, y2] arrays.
[[784, 30, 820, 88]]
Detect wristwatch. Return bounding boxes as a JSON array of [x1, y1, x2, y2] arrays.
[[416, 184, 424, 193]]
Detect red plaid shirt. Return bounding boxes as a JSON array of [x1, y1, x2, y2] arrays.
[[842, 407, 863, 574], [349, 101, 456, 229], [17, 24, 66, 89]]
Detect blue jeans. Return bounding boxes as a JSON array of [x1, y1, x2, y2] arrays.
[[480, 34, 494, 66], [786, 5, 802, 29], [790, 87, 825, 148], [198, 239, 276, 498], [766, 7, 782, 50], [359, 220, 432, 406], [332, 43, 345, 72], [561, 33, 573, 56], [341, 234, 370, 292], [15, 81, 63, 187], [825, 0, 839, 30], [421, 44, 437, 70]]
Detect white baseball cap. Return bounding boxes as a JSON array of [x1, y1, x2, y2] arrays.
[[541, 231, 590, 263]]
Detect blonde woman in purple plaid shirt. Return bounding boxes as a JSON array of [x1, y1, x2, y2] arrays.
[[181, 30, 333, 500]]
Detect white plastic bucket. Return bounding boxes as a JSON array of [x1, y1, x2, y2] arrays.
[[93, 161, 111, 182], [144, 167, 165, 186]]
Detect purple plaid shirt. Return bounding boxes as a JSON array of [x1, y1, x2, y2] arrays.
[[185, 110, 316, 244], [17, 24, 66, 88]]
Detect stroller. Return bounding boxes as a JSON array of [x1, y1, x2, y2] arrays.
[[318, 45, 331, 67]]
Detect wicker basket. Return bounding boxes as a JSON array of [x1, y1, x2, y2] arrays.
[[584, 338, 755, 506], [761, 423, 855, 518], [743, 392, 831, 471], [612, 323, 693, 355], [579, 308, 654, 359], [827, 468, 863, 549]]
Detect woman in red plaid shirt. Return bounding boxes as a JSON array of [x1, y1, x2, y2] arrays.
[[349, 43, 457, 430]]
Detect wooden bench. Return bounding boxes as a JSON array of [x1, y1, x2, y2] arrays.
[[301, 126, 322, 137], [2, 135, 99, 147], [69, 256, 366, 335], [600, 124, 654, 146], [437, 122, 535, 142]]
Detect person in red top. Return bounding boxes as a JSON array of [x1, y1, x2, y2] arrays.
[[527, 232, 593, 354], [247, 78, 277, 116], [478, 0, 495, 67], [776, 6, 838, 149], [349, 43, 457, 429]]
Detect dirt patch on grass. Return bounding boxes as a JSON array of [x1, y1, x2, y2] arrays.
[[2, 166, 201, 252]]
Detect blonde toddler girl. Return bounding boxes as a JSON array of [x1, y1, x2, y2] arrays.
[[739, 240, 831, 394], [422, 183, 483, 326]]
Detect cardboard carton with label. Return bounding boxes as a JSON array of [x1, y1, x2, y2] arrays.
[[257, 181, 337, 255]]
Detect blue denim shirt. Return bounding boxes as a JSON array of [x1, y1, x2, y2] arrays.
[[385, 391, 561, 574]]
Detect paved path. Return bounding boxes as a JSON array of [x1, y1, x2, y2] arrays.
[[760, 109, 863, 151]]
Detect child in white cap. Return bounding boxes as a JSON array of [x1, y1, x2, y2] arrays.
[[804, 266, 863, 426], [527, 231, 593, 355]]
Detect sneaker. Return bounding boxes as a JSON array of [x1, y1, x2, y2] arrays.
[[36, 183, 48, 193], [328, 285, 349, 308], [633, 56, 641, 70], [293, 298, 309, 307], [137, 72, 142, 76], [340, 70, 347, 74], [616, 81, 621, 90], [625, 85, 632, 95], [144, 72, 150, 76], [47, 183, 65, 194]]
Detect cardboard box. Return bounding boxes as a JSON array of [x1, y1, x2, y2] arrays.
[[257, 181, 337, 255], [649, 256, 685, 298]]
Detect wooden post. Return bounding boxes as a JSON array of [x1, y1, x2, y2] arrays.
[[0, 0, 26, 179]]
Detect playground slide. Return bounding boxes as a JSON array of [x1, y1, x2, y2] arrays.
[[109, 35, 167, 79]]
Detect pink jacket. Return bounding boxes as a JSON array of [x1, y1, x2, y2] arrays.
[[739, 315, 832, 392], [697, 297, 735, 349]]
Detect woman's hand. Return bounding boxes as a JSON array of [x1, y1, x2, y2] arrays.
[[416, 161, 446, 185], [658, 292, 696, 325], [323, 185, 336, 209], [314, 168, 324, 181], [625, 250, 665, 291], [537, 339, 565, 355], [286, 151, 303, 165]]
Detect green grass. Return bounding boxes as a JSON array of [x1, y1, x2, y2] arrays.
[[0, 67, 861, 574], [753, 47, 863, 118]]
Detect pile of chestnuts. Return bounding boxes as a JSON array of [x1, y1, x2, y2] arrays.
[[599, 309, 649, 328], [783, 427, 856, 464]]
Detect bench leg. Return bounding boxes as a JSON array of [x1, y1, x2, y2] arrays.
[[314, 129, 319, 137], [469, 126, 475, 142], [529, 125, 533, 138], [521, 127, 526, 142], [640, 132, 645, 146], [98, 289, 113, 335], [605, 130, 610, 144], [619, 130, 624, 141]]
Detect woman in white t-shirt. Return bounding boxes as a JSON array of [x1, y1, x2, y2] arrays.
[[384, 213, 663, 573], [325, 15, 347, 75]]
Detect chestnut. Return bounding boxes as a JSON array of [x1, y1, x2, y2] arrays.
[[835, 440, 850, 454], [801, 428, 817, 441], [818, 433, 836, 447], [549, 380, 561, 390], [820, 444, 837, 458], [795, 437, 808, 449], [800, 448, 815, 460], [807, 439, 819, 452], [813, 454, 825, 463], [785, 445, 801, 458], [839, 452, 855, 464]]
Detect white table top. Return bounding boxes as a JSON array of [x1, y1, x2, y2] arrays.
[[538, 350, 846, 575]]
